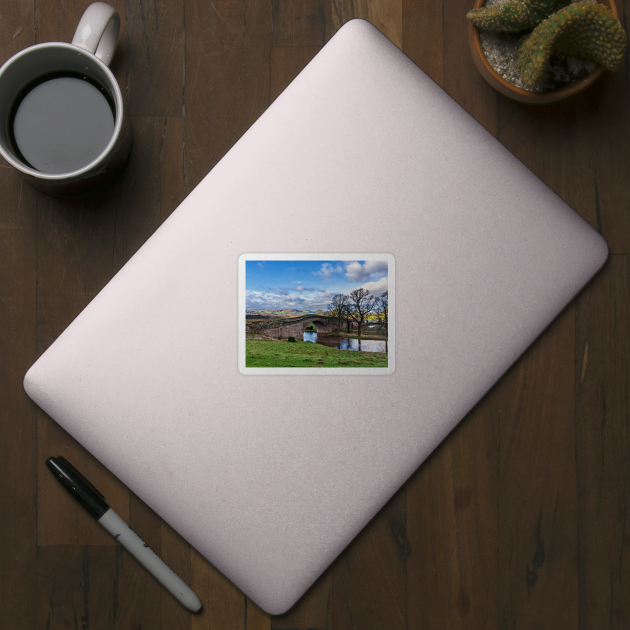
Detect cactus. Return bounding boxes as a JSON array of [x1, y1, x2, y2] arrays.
[[467, 0, 568, 33], [517, 1, 627, 85]]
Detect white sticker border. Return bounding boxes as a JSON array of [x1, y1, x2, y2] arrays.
[[238, 253, 395, 376]]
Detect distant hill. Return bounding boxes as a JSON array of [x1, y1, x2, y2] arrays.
[[246, 309, 314, 317]]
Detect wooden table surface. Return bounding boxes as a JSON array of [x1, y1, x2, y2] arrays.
[[1, 0, 629, 628]]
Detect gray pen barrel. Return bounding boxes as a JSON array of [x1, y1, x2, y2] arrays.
[[98, 508, 202, 612]]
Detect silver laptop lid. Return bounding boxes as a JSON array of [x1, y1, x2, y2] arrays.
[[24, 19, 607, 614]]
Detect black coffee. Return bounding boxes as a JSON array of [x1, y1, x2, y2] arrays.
[[10, 73, 115, 174]]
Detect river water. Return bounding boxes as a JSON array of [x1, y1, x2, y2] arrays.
[[303, 332, 388, 353]]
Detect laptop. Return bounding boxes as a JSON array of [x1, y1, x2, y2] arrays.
[[23, 19, 608, 614]]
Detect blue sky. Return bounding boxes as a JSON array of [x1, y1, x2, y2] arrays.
[[246, 259, 389, 311]]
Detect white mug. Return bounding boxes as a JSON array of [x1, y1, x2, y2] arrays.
[[0, 2, 132, 197]]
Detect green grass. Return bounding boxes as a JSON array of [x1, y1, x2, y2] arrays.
[[245, 339, 388, 368]]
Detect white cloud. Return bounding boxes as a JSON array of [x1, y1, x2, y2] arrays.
[[312, 263, 343, 280], [345, 260, 388, 283], [361, 276, 388, 295]]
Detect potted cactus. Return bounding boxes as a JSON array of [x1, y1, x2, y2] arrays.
[[467, 0, 627, 102]]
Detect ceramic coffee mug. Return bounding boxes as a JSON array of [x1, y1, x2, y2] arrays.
[[0, 2, 131, 197]]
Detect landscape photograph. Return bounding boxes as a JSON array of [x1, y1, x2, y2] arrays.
[[243, 258, 390, 369]]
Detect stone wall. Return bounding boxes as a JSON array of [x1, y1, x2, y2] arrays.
[[246, 317, 332, 339]]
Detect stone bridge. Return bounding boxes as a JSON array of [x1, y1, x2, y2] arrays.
[[246, 315, 336, 340]]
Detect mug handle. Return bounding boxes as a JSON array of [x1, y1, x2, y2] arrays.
[[71, 2, 120, 67]]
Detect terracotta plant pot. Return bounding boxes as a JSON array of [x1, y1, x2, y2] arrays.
[[468, 0, 619, 103]]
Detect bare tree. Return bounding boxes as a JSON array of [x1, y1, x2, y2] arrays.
[[328, 294, 351, 335], [348, 288, 376, 338], [377, 291, 388, 335]]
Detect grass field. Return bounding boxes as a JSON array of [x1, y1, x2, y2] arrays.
[[245, 339, 388, 368]]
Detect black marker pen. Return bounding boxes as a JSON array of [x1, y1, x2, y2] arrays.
[[46, 456, 202, 612]]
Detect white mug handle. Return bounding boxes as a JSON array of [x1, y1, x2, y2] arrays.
[[71, 2, 120, 67]]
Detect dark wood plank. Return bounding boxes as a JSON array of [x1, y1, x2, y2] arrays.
[[443, 0, 498, 131], [112, 116, 185, 270], [0, 0, 36, 54], [0, 5, 39, 629], [497, 305, 578, 628], [272, 0, 332, 46], [576, 256, 630, 629], [247, 600, 272, 630], [407, 393, 499, 629], [491, 18, 628, 627], [126, 0, 183, 117], [190, 549, 248, 630], [574, 0, 629, 254], [331, 0, 402, 48], [37, 415, 129, 546], [330, 486, 408, 630], [33, 188, 121, 354], [270, 47, 321, 103], [271, 573, 332, 629], [36, 0, 121, 44], [36, 545, 119, 630], [184, 0, 272, 192], [107, 494, 192, 629], [188, 562, 270, 630], [496, 97, 598, 225], [402, 0, 444, 88], [582, 71, 630, 254], [0, 132, 38, 630], [495, 70, 630, 258], [159, 117, 187, 220]]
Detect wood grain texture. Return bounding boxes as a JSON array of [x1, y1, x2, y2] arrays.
[[576, 256, 630, 629], [332, 0, 403, 48], [271, 573, 332, 629], [1, 0, 629, 627], [443, 0, 497, 131], [184, 0, 271, 191], [0, 148, 38, 630], [403, 0, 444, 87], [270, 47, 322, 102], [272, 0, 332, 46], [495, 77, 629, 256], [36, 545, 119, 630], [497, 304, 579, 629], [113, 495, 193, 629], [112, 116, 185, 269], [37, 416, 129, 546], [331, 486, 408, 630], [125, 0, 184, 116], [190, 549, 249, 630], [0, 5, 38, 629], [407, 393, 499, 629]]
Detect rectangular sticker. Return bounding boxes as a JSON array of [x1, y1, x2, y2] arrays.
[[238, 254, 394, 375]]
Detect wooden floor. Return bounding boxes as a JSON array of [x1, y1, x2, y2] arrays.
[[1, 0, 629, 628]]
